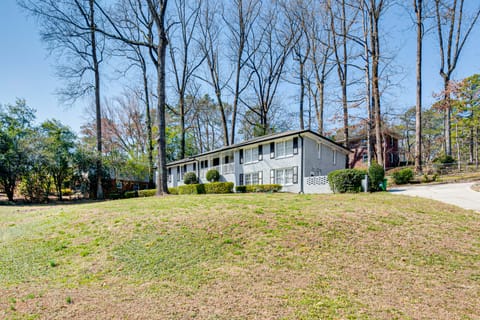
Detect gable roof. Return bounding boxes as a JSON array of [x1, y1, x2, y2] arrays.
[[167, 129, 350, 166]]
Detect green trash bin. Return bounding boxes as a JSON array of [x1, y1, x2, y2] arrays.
[[380, 178, 387, 191]]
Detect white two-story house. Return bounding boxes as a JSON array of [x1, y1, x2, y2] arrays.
[[166, 129, 350, 193]]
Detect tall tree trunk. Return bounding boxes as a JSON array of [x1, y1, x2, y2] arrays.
[[5, 180, 15, 202], [476, 126, 479, 169], [414, 0, 423, 173], [230, 0, 245, 145], [142, 60, 155, 189], [370, 2, 383, 167], [149, 0, 169, 195], [341, 0, 349, 154], [299, 60, 305, 130], [362, 6, 372, 168], [90, 0, 103, 199], [179, 94, 186, 159], [316, 81, 325, 135], [469, 127, 474, 163], [443, 76, 451, 155]]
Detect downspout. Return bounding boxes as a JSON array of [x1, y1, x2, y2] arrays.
[[195, 158, 200, 182], [300, 135, 304, 194]]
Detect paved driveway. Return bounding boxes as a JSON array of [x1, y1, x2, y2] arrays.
[[389, 182, 480, 212]]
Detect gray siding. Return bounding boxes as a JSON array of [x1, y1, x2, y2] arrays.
[[234, 139, 302, 193], [303, 136, 346, 177]]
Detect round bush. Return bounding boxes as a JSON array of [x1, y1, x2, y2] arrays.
[[327, 169, 366, 193], [392, 168, 414, 185], [368, 162, 385, 192], [206, 169, 220, 182], [183, 172, 198, 185]]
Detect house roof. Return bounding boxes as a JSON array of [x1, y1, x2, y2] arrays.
[[167, 129, 351, 167], [336, 127, 402, 144]]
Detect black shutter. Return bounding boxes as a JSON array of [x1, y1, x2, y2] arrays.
[[258, 171, 263, 184], [270, 169, 275, 184], [258, 145, 263, 161], [293, 166, 298, 184], [239, 173, 244, 185], [193, 163, 196, 171], [270, 142, 275, 158], [239, 149, 244, 164], [293, 137, 298, 155]]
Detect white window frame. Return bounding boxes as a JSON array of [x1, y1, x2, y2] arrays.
[[244, 146, 259, 164], [275, 167, 294, 186], [275, 139, 294, 158], [244, 172, 262, 185]]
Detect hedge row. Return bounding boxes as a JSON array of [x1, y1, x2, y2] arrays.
[[178, 182, 234, 194], [235, 184, 282, 193]]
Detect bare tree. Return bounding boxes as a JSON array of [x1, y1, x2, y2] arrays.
[[223, 0, 261, 144], [364, 0, 387, 167], [306, 2, 334, 135], [434, 0, 480, 156], [244, 2, 297, 136], [327, 0, 359, 167], [168, 0, 204, 158], [414, 0, 425, 173], [95, 0, 170, 195], [19, 0, 107, 199], [283, 0, 311, 130]]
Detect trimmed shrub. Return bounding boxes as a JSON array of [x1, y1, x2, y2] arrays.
[[204, 182, 234, 194], [109, 193, 122, 200], [392, 168, 414, 185], [368, 162, 385, 192], [235, 185, 247, 193], [246, 184, 282, 193], [183, 172, 198, 185], [138, 189, 156, 197], [433, 154, 455, 164], [178, 184, 205, 195], [124, 191, 138, 198], [206, 169, 220, 182], [168, 187, 179, 195], [328, 169, 365, 193]]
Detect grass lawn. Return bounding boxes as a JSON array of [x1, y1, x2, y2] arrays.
[[1, 193, 479, 319]]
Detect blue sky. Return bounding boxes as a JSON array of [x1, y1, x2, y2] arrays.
[[0, 0, 88, 133], [1, 0, 479, 135]]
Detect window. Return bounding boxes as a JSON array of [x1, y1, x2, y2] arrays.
[[276, 139, 294, 158], [244, 172, 262, 185], [213, 158, 220, 166], [273, 167, 298, 185], [362, 153, 368, 163], [244, 146, 259, 164]]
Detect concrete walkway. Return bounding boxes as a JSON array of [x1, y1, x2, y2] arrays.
[[389, 182, 480, 212]]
